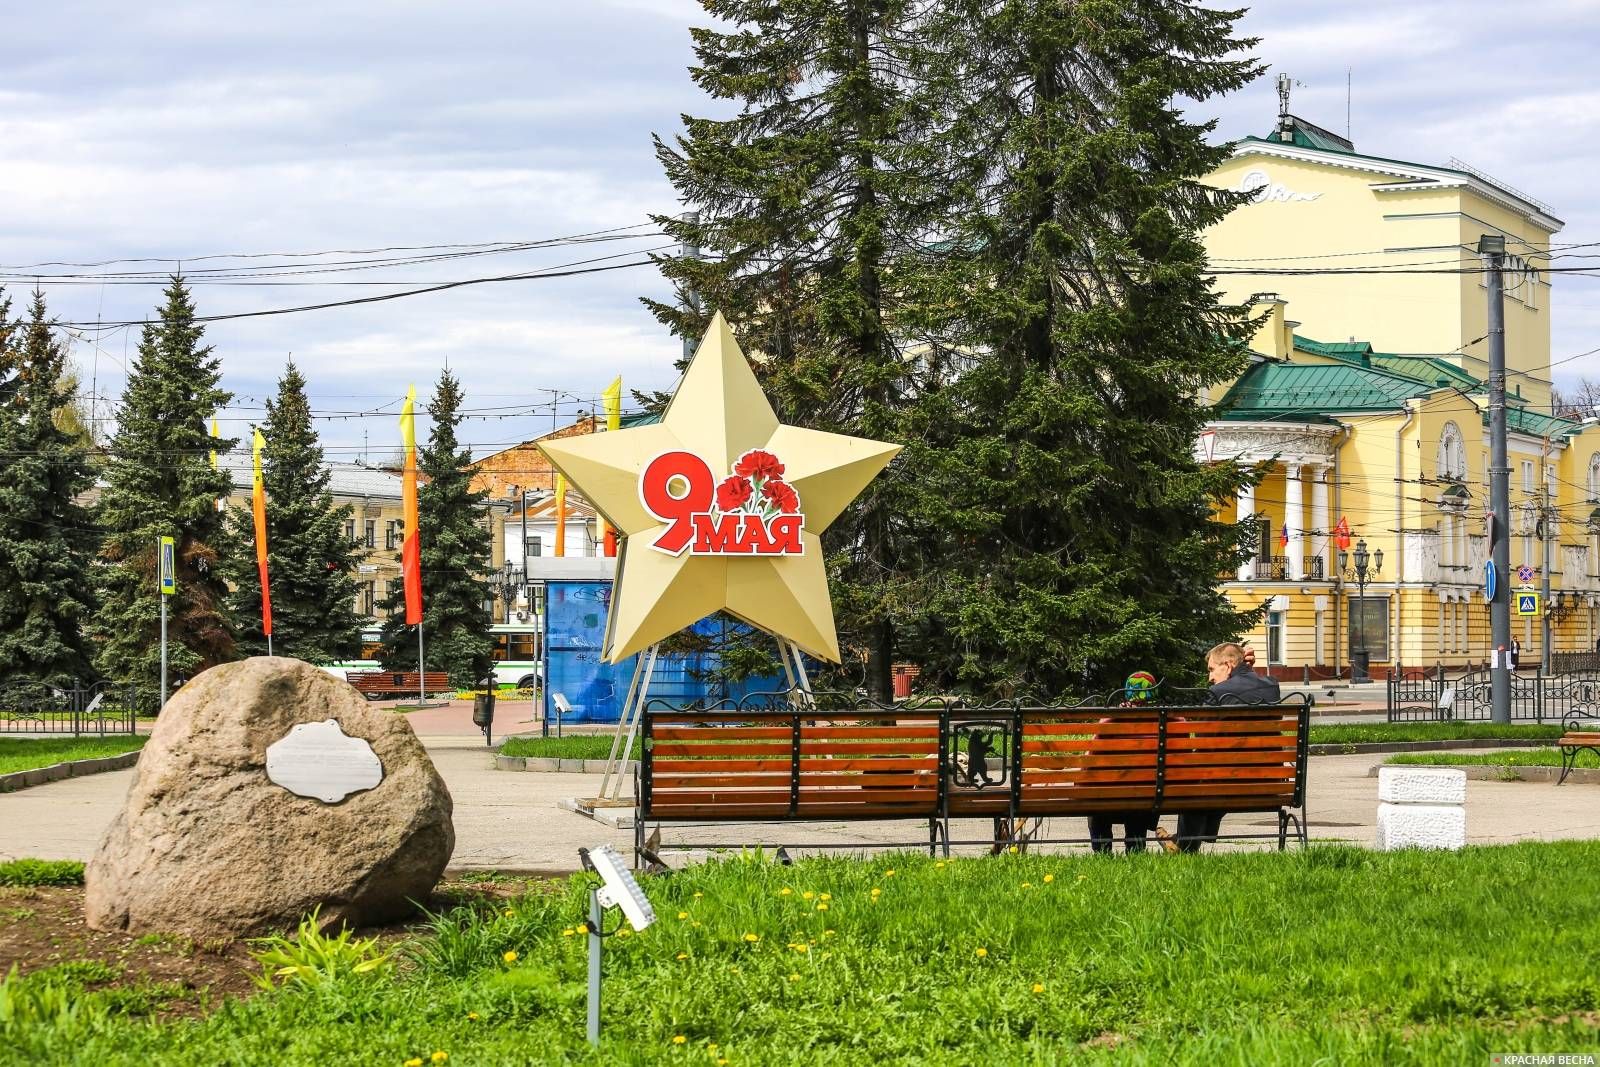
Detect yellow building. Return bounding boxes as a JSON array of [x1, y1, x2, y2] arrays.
[[1201, 98, 1600, 678]]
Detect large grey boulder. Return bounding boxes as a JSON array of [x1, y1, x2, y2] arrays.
[[85, 657, 454, 939]]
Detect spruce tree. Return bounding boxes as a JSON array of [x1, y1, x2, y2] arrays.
[[93, 278, 237, 691], [0, 292, 99, 685], [645, 0, 952, 699], [895, 0, 1264, 694], [376, 370, 493, 687], [225, 360, 365, 663]]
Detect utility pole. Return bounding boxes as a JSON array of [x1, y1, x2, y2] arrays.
[[1481, 234, 1512, 724], [1541, 444, 1553, 673]]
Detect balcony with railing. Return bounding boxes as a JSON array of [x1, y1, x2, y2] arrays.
[[1253, 556, 1289, 581]]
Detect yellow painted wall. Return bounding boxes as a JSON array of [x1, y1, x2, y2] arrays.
[[1203, 149, 1555, 403]]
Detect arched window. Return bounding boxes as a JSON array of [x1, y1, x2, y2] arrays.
[[1588, 453, 1600, 502], [1436, 422, 1467, 482]]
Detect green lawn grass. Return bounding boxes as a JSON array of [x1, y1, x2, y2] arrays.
[[0, 859, 85, 887], [500, 735, 631, 761], [0, 736, 146, 776], [8, 843, 1600, 1063], [499, 722, 1565, 763], [1386, 747, 1571, 768], [1310, 722, 1561, 745]]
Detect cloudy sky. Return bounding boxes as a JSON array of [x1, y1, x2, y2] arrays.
[[4, 0, 1598, 459]]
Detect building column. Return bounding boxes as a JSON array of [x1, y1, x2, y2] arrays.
[[1310, 464, 1331, 581], [1237, 479, 1256, 583], [1285, 464, 1305, 580]]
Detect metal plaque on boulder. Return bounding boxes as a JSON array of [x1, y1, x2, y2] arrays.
[[266, 719, 384, 804]]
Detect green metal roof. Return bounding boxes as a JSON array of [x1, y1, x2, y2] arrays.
[[1215, 360, 1432, 420], [1256, 117, 1356, 154], [1367, 355, 1478, 389], [620, 410, 661, 428], [1290, 334, 1482, 392], [1505, 405, 1580, 440]]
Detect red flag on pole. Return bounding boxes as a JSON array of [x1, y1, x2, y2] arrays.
[[1334, 516, 1352, 551], [252, 429, 273, 640], [1278, 522, 1289, 549], [400, 386, 423, 626]]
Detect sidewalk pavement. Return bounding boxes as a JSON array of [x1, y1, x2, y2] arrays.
[[5, 735, 1598, 874]]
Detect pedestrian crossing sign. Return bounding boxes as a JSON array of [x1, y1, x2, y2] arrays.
[[1516, 592, 1540, 617]]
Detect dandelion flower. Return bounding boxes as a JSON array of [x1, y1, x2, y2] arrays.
[[502, 908, 514, 917], [934, 861, 946, 869], [1076, 874, 1087, 882], [707, 1044, 718, 1051], [678, 911, 689, 920], [467, 1011, 480, 1021], [1008, 846, 1019, 854], [802, 891, 814, 900], [779, 887, 792, 897], [975, 947, 988, 958], [884, 869, 896, 877], [616, 928, 632, 938], [405, 1060, 423, 1067], [692, 921, 703, 928], [743, 932, 760, 942], [1021, 882, 1032, 889], [823, 929, 835, 937], [816, 902, 829, 911], [561, 928, 575, 937], [870, 887, 882, 899], [502, 950, 518, 964], [819, 893, 831, 901], [431, 1054, 449, 1064], [672, 1035, 687, 1045], [676, 952, 690, 960], [789, 973, 801, 982], [1032, 983, 1045, 994], [1043, 874, 1054, 884], [719, 1060, 729, 1066], [693, 892, 704, 899], [792, 943, 809, 953], [578, 922, 591, 934]]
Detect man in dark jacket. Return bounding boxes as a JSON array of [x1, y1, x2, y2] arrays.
[[1174, 642, 1281, 852]]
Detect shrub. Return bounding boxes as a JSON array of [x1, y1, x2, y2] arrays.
[[0, 860, 85, 887], [248, 909, 393, 990]]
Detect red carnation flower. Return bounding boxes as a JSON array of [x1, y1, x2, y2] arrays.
[[733, 449, 785, 482], [762, 478, 800, 514], [716, 475, 754, 513]]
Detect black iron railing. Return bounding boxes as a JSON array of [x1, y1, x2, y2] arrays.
[[1386, 666, 1600, 723], [0, 680, 144, 735]]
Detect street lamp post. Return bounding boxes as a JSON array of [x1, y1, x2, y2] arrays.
[[488, 561, 524, 623], [1340, 539, 1384, 683]]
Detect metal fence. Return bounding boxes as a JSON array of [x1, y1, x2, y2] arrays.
[[1386, 668, 1600, 722], [0, 680, 147, 735]]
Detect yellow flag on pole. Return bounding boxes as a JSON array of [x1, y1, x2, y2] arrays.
[[602, 375, 622, 432]]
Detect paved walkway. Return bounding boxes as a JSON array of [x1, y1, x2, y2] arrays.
[[5, 735, 1598, 873]]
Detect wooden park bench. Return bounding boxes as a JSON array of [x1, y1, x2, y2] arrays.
[[345, 671, 453, 700], [634, 696, 1310, 864], [1558, 706, 1600, 784]]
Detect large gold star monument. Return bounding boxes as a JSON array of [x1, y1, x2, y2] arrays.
[[538, 313, 900, 667]]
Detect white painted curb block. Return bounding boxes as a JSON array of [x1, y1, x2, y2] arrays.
[[1376, 766, 1466, 850]]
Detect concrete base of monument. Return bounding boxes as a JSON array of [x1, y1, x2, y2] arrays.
[[558, 796, 637, 828]]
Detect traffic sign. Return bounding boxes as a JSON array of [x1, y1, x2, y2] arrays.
[[1516, 592, 1540, 617], [1484, 561, 1497, 603], [159, 536, 176, 596], [1516, 564, 1535, 584]]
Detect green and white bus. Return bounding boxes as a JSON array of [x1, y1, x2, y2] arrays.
[[325, 623, 542, 690]]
